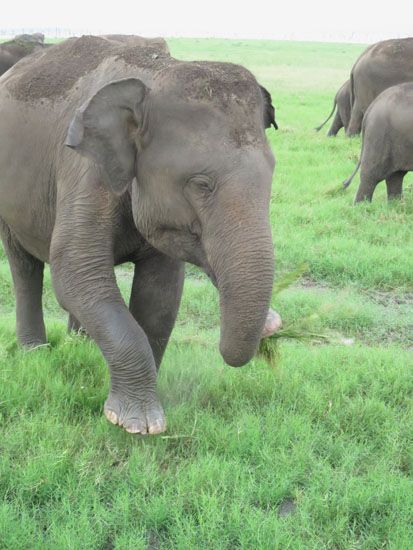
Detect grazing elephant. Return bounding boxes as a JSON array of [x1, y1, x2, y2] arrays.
[[101, 34, 169, 53], [0, 33, 46, 76], [0, 35, 281, 435], [347, 37, 413, 136], [315, 80, 351, 136], [343, 82, 413, 203]]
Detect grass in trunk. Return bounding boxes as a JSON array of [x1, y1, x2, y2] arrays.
[[258, 264, 336, 367]]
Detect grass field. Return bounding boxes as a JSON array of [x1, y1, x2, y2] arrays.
[[0, 38, 412, 548]]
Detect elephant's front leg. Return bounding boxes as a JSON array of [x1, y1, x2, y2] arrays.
[[50, 192, 165, 435], [129, 253, 185, 370], [52, 262, 165, 434]]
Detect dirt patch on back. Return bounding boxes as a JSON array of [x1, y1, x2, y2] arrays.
[[166, 61, 260, 109], [7, 35, 264, 146], [161, 61, 264, 146], [116, 46, 173, 72], [9, 35, 171, 102], [10, 36, 113, 101]]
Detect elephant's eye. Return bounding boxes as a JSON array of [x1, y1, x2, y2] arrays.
[[186, 174, 216, 194]]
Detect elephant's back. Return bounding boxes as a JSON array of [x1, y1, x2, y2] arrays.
[[368, 38, 413, 64], [356, 38, 413, 81], [352, 38, 413, 112], [3, 35, 173, 104]]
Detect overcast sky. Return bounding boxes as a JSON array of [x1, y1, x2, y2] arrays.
[[1, 0, 412, 42]]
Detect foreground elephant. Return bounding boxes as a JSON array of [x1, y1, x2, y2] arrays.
[[0, 33, 46, 76], [347, 37, 413, 136], [343, 82, 413, 202], [0, 35, 280, 435], [315, 80, 351, 136]]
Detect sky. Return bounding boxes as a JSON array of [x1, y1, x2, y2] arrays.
[[1, 0, 412, 43]]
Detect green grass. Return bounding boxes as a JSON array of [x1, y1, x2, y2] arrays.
[[0, 38, 412, 548]]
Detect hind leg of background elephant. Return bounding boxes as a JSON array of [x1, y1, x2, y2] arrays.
[[129, 253, 185, 371], [327, 111, 343, 136], [0, 221, 46, 347], [386, 172, 405, 200], [354, 175, 377, 204], [346, 103, 363, 136]]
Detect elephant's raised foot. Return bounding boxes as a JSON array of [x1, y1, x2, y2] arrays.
[[104, 393, 166, 435]]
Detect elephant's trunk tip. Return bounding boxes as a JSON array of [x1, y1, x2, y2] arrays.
[[219, 342, 255, 368], [219, 309, 282, 368]]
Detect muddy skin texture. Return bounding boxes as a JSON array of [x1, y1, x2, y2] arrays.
[[0, 35, 278, 435], [347, 38, 413, 136], [0, 33, 46, 77], [344, 82, 413, 203]]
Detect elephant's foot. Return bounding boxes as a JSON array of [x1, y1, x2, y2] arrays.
[[22, 340, 49, 350], [104, 392, 166, 435], [19, 334, 48, 349]]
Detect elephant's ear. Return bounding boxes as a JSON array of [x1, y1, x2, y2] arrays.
[[259, 85, 278, 130], [65, 78, 148, 195]]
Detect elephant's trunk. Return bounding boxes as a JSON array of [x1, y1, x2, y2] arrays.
[[203, 187, 274, 367]]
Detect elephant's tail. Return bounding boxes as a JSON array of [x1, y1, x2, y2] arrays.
[[343, 159, 361, 188], [314, 100, 337, 132]]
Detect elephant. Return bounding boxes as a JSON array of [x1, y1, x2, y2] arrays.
[[347, 37, 413, 136], [315, 80, 351, 136], [0, 35, 281, 435], [0, 33, 46, 76], [101, 35, 169, 53], [343, 82, 413, 203]]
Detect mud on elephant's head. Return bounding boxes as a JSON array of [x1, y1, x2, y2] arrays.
[[66, 61, 277, 366]]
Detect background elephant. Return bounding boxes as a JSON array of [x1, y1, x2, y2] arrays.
[[343, 82, 413, 202], [101, 34, 169, 53], [0, 35, 280, 435], [315, 79, 351, 136], [347, 37, 413, 136], [0, 33, 46, 76]]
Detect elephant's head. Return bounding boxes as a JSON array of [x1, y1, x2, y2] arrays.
[[66, 61, 278, 366]]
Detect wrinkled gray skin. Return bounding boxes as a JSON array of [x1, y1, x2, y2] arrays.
[[347, 38, 413, 136], [315, 80, 351, 136], [0, 35, 280, 435], [343, 82, 413, 203], [0, 33, 46, 76]]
